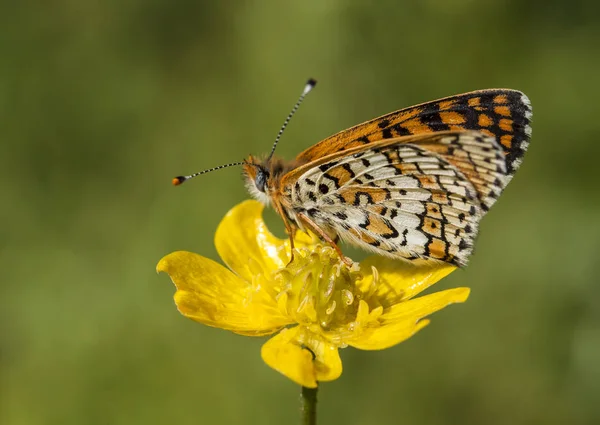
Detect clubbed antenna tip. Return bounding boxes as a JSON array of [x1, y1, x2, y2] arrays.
[[304, 78, 317, 94], [172, 176, 186, 186]]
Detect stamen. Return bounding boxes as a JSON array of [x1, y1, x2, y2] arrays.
[[297, 292, 312, 314], [323, 276, 335, 299], [274, 244, 363, 333], [342, 289, 354, 305], [326, 301, 336, 315]]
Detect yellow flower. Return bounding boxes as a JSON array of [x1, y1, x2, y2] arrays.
[[157, 200, 470, 388]]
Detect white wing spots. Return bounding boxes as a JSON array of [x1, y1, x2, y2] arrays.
[[521, 93, 533, 136]]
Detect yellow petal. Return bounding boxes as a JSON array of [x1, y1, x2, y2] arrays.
[[214, 200, 320, 281], [215, 200, 290, 281], [358, 257, 457, 307], [291, 229, 319, 247], [348, 287, 470, 350], [157, 251, 291, 335], [261, 326, 342, 388]]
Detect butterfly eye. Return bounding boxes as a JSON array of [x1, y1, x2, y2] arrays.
[[255, 168, 270, 193]]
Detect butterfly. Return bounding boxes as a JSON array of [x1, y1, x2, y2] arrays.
[[174, 80, 532, 267]]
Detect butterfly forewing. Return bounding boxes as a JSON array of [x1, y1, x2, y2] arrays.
[[296, 89, 532, 178], [284, 131, 508, 266]]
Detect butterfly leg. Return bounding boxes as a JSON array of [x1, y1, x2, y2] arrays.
[[272, 199, 297, 264], [287, 232, 296, 265], [297, 212, 353, 267]]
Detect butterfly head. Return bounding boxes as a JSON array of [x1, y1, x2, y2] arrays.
[[243, 155, 273, 205], [243, 155, 296, 205]]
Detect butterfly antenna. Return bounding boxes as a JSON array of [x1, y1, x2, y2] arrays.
[[172, 161, 244, 186], [267, 78, 317, 161]]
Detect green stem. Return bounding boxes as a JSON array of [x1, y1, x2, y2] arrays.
[[300, 385, 318, 425]]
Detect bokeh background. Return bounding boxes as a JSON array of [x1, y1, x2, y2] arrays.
[[2, 1, 599, 424]]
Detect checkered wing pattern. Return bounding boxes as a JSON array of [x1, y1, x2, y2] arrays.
[[286, 131, 508, 266]]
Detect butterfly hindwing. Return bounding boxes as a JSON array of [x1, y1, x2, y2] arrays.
[[412, 131, 508, 211], [296, 89, 531, 178], [286, 131, 508, 266]]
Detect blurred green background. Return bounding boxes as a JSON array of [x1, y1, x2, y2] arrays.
[[2, 1, 599, 424]]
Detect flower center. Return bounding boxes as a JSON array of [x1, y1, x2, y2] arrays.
[[273, 245, 367, 341]]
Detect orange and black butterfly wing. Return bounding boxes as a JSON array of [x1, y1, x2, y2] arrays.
[[296, 89, 532, 178]]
